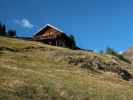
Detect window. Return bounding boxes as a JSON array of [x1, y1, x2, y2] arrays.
[[50, 32, 53, 35]]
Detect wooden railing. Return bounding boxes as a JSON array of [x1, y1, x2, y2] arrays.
[[33, 35, 58, 40]]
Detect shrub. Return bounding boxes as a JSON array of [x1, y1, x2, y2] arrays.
[[105, 47, 131, 64]]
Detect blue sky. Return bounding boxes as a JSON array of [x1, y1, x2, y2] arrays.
[[0, 0, 133, 52]]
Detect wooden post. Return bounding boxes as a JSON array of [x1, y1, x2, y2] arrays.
[[49, 42, 52, 45], [56, 40, 58, 46]]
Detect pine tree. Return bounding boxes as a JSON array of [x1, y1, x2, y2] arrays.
[[0, 23, 6, 36], [2, 24, 6, 34], [7, 29, 16, 37], [69, 34, 77, 49]]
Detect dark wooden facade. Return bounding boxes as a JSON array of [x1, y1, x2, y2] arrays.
[[33, 24, 74, 48]]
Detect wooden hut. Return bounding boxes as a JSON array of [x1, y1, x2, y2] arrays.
[[33, 24, 75, 49]]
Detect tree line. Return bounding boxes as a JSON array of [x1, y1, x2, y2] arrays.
[[0, 22, 16, 37]]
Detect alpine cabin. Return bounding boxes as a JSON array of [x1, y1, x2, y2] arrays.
[[33, 24, 76, 49]]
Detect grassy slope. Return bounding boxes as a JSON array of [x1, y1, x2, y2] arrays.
[[0, 36, 133, 100]]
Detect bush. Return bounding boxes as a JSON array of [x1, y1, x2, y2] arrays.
[[105, 47, 117, 55], [117, 54, 131, 64], [105, 47, 131, 64]]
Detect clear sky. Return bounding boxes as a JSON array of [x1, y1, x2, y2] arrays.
[[0, 0, 133, 52]]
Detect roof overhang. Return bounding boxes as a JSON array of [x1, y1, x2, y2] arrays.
[[33, 24, 64, 36]]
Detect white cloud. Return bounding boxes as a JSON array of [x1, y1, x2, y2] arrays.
[[118, 51, 123, 54], [14, 19, 34, 29]]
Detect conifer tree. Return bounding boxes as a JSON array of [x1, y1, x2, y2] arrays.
[[69, 34, 77, 49], [7, 29, 16, 37], [0, 23, 6, 36]]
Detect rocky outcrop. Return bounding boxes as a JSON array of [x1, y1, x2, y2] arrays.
[[47, 50, 133, 81], [67, 56, 132, 81]]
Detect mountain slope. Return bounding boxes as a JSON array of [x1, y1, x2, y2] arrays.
[[123, 48, 133, 64], [0, 36, 133, 100]]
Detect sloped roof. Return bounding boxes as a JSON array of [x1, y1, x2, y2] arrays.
[[33, 24, 64, 36]]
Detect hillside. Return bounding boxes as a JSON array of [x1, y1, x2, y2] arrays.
[[0, 36, 133, 100], [123, 48, 133, 64]]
